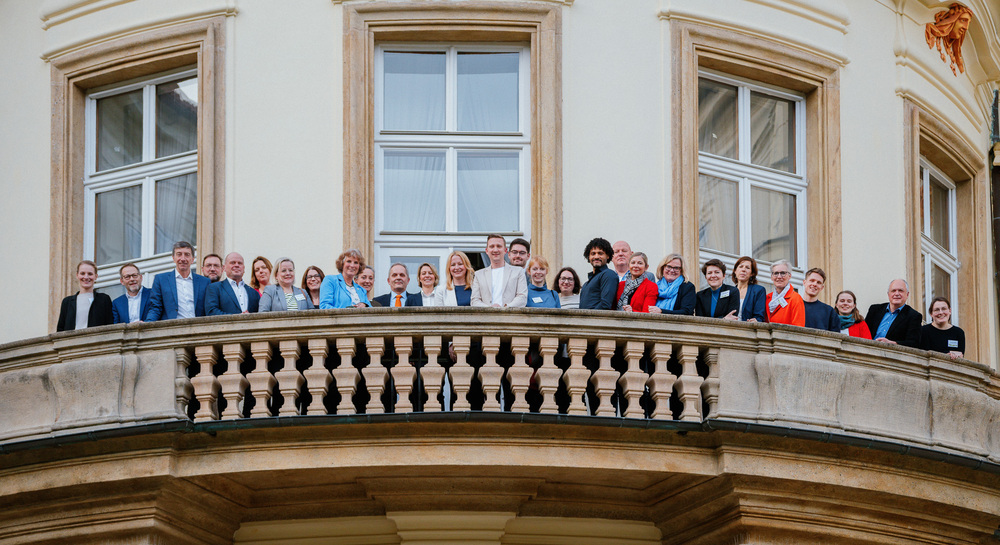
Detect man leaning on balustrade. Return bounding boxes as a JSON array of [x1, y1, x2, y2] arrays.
[[205, 252, 260, 315]]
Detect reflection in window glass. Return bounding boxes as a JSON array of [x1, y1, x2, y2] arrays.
[[698, 79, 738, 160], [383, 52, 446, 131], [698, 175, 739, 255], [931, 263, 951, 303], [750, 92, 795, 173], [383, 151, 446, 231], [928, 175, 950, 251], [457, 151, 519, 232], [751, 186, 796, 265], [457, 52, 519, 132], [95, 185, 142, 265], [156, 77, 198, 158], [155, 173, 198, 254], [97, 90, 143, 171]]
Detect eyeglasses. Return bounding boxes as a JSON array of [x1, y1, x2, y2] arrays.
[[306, 274, 321, 280], [558, 277, 574, 283], [509, 250, 528, 256], [664, 266, 682, 273], [120, 273, 140, 280], [771, 271, 790, 277]]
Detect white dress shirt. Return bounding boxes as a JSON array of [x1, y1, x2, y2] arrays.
[[175, 270, 195, 319], [228, 278, 248, 313], [126, 287, 143, 323]]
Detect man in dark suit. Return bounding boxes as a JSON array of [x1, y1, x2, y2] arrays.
[[206, 252, 260, 315], [373, 263, 422, 307], [112, 263, 151, 324], [865, 279, 921, 348], [147, 241, 210, 321]]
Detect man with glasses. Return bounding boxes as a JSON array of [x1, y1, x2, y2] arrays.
[[112, 263, 152, 324], [765, 259, 805, 326], [201, 253, 223, 283]]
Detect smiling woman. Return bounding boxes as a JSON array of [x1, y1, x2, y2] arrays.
[[260, 258, 314, 312], [56, 260, 113, 331]]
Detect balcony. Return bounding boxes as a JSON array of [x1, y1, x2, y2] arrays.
[[0, 309, 998, 545]]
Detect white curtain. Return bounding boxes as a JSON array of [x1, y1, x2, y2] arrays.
[[698, 174, 739, 255], [750, 186, 796, 264], [155, 173, 198, 253], [95, 185, 142, 265], [750, 92, 795, 173], [457, 53, 519, 132], [383, 52, 445, 131], [383, 151, 446, 231], [698, 79, 738, 159], [457, 151, 519, 232], [928, 175, 951, 250], [97, 90, 143, 171], [156, 77, 198, 158]]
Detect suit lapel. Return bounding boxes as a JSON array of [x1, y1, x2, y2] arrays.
[[223, 281, 240, 311]]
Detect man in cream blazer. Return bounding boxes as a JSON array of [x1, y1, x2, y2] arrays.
[[471, 234, 528, 308]]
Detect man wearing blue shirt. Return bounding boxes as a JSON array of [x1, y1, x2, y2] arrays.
[[864, 279, 921, 348]]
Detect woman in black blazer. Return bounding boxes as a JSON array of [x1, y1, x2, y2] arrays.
[[56, 260, 113, 332], [732, 256, 767, 322], [695, 259, 740, 319]]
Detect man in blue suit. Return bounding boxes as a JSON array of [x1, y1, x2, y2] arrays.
[[147, 241, 210, 321], [112, 263, 152, 323], [206, 252, 260, 315]]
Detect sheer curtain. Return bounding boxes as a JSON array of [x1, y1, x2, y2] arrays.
[[95, 185, 142, 265], [97, 90, 143, 171], [383, 52, 445, 131], [156, 78, 198, 158], [750, 92, 795, 173], [457, 53, 519, 132], [383, 151, 446, 231], [457, 151, 519, 232], [750, 186, 796, 265], [698, 174, 739, 255], [155, 173, 198, 253], [698, 79, 738, 159]]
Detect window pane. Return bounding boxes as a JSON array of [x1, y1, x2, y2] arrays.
[[155, 173, 198, 254], [698, 79, 738, 159], [383, 52, 445, 131], [457, 151, 519, 232], [457, 52, 519, 132], [156, 77, 198, 158], [928, 175, 951, 251], [97, 90, 143, 171], [698, 174, 739, 255], [751, 186, 797, 265], [383, 150, 446, 231], [750, 92, 796, 173], [931, 263, 951, 303], [95, 185, 142, 265]]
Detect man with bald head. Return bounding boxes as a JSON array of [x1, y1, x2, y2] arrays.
[[205, 252, 260, 315], [864, 279, 921, 347], [611, 240, 654, 282]]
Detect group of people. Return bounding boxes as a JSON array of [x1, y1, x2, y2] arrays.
[[57, 236, 966, 360]]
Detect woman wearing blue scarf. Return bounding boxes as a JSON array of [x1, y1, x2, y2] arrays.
[[647, 253, 696, 315]]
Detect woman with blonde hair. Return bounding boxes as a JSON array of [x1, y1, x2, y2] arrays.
[[260, 258, 314, 312], [417, 262, 441, 307], [434, 251, 475, 306], [319, 249, 369, 309], [648, 253, 695, 315]]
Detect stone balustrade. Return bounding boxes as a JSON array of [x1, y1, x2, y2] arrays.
[[0, 308, 997, 465]]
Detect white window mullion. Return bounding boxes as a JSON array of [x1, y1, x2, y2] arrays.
[[446, 47, 458, 133], [84, 98, 97, 176], [83, 189, 96, 261], [142, 84, 155, 162], [446, 147, 458, 231], [141, 176, 155, 258], [737, 86, 751, 164], [738, 177, 752, 257]]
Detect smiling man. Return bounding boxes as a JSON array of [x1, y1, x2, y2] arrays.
[[146, 241, 210, 321], [865, 279, 922, 347], [112, 263, 151, 324], [801, 267, 840, 332], [471, 234, 527, 308], [205, 252, 260, 315], [579, 237, 619, 310], [374, 263, 422, 307]]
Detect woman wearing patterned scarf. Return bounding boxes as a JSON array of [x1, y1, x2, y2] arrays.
[[616, 252, 658, 312]]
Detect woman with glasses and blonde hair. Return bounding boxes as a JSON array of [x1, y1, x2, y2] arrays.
[[435, 251, 475, 306], [648, 253, 695, 315], [261, 258, 314, 312]]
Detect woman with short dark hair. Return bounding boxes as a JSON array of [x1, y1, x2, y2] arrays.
[[695, 258, 739, 319], [920, 297, 965, 359], [555, 267, 581, 309]]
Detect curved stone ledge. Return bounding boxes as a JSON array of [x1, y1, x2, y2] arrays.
[[0, 308, 996, 466]]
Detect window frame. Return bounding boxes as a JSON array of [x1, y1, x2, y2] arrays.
[[918, 158, 960, 325]]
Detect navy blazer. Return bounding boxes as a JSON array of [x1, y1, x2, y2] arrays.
[[206, 280, 260, 315], [695, 284, 740, 318], [112, 288, 152, 324], [864, 303, 922, 348], [373, 291, 423, 307], [147, 271, 210, 321], [739, 284, 768, 322], [658, 281, 696, 315]]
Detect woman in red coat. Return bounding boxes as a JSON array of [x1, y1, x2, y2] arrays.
[[835, 290, 872, 339], [616, 252, 658, 313]]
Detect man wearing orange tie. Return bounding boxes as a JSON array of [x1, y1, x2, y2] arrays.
[[372, 263, 423, 307]]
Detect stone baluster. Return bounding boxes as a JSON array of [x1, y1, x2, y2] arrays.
[[192, 345, 221, 421], [589, 339, 619, 417], [619, 341, 647, 418], [248, 342, 276, 417], [332, 338, 359, 415], [391, 337, 416, 413], [478, 336, 503, 411], [506, 337, 532, 413], [362, 337, 387, 414], [303, 339, 332, 415], [676, 345, 704, 422], [535, 337, 562, 414], [701, 347, 720, 419], [449, 336, 473, 411], [275, 340, 304, 416], [173, 348, 193, 417], [563, 338, 591, 415], [219, 343, 249, 420], [646, 343, 677, 420], [421, 336, 445, 411]]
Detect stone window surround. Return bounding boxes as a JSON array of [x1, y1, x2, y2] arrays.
[[342, 1, 563, 262], [671, 20, 843, 301], [47, 17, 226, 330], [904, 100, 990, 364]]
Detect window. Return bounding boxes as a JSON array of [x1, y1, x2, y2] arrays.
[[83, 69, 198, 298], [696, 71, 806, 288], [373, 45, 530, 292], [918, 159, 959, 324]]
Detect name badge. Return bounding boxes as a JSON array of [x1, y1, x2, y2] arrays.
[[532, 297, 544, 303], [719, 290, 730, 298], [295, 293, 306, 301], [947, 339, 959, 348]]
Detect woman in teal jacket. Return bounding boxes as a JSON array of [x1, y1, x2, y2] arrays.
[[525, 256, 561, 308]]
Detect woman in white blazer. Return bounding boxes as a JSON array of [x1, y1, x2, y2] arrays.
[[434, 251, 475, 306], [260, 258, 314, 312], [417, 262, 440, 307]]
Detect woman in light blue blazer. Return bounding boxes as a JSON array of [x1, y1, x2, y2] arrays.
[[732, 256, 767, 322], [260, 258, 315, 312], [319, 249, 370, 309]]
